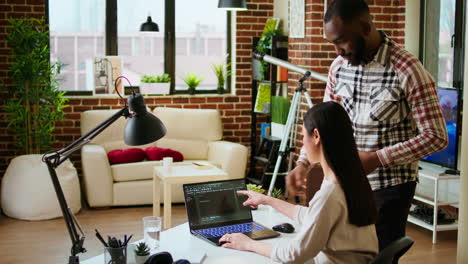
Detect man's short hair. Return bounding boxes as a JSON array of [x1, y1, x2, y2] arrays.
[[324, 0, 370, 23]]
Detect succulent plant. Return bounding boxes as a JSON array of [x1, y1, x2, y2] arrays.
[[134, 242, 150, 256], [246, 184, 266, 194], [271, 188, 283, 199]]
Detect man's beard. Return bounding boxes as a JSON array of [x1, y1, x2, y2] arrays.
[[349, 36, 366, 66]]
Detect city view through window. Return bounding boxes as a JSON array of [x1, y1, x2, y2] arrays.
[[49, 0, 228, 92]]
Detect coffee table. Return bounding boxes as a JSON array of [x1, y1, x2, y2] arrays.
[[153, 163, 229, 229], [82, 205, 299, 264]]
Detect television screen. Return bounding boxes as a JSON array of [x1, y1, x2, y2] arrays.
[[422, 88, 459, 169]]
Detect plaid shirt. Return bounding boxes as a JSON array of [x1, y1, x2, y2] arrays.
[[299, 32, 448, 190]]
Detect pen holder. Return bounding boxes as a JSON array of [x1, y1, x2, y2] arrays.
[[104, 246, 127, 264]]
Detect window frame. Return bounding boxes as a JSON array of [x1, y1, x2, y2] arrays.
[[47, 0, 232, 95]]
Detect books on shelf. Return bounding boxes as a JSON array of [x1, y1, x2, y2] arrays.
[[277, 66, 288, 82], [254, 82, 271, 113], [261, 123, 271, 137]]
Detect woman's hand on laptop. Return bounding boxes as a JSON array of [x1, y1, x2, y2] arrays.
[[220, 233, 273, 258], [237, 190, 268, 209], [219, 233, 253, 251]]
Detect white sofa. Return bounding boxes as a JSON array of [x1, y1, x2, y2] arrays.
[[81, 107, 248, 207]]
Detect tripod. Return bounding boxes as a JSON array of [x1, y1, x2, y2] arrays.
[[267, 75, 313, 195]]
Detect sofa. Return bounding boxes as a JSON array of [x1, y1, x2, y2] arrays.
[[81, 107, 248, 207]]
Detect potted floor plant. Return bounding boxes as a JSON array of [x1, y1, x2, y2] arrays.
[[212, 62, 231, 94], [140, 73, 171, 95], [1, 18, 79, 220], [181, 73, 203, 95]]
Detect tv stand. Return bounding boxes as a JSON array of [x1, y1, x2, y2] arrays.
[[444, 168, 460, 175], [408, 162, 459, 244]]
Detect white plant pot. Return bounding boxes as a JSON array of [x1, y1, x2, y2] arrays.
[[134, 254, 149, 264], [271, 122, 286, 139], [139, 83, 170, 95]]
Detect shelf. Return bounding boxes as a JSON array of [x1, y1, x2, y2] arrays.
[[408, 215, 458, 231], [413, 194, 459, 206]]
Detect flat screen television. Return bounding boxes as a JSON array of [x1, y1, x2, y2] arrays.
[[422, 88, 460, 170]]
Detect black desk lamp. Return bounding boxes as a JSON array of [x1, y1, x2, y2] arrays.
[[42, 76, 166, 264]]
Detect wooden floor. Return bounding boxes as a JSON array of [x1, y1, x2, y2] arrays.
[[0, 205, 457, 264]]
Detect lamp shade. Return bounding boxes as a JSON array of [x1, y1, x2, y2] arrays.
[[124, 93, 166, 145], [218, 0, 247, 10], [140, 16, 159, 32]]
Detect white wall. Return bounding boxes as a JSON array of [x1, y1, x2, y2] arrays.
[[457, 11, 468, 262], [405, 0, 420, 56], [274, 0, 289, 34]]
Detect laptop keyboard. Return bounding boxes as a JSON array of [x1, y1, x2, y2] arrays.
[[195, 223, 266, 238]]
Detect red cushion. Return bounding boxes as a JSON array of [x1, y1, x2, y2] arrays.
[[145, 147, 184, 162], [107, 148, 146, 165]]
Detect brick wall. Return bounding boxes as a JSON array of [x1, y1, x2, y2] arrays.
[[287, 0, 406, 157], [0, 0, 406, 178], [0, 0, 273, 178]]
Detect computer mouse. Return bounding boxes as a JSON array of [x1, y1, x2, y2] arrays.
[[272, 223, 295, 233]]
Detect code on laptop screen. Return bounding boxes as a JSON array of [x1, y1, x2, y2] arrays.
[[184, 179, 251, 228]]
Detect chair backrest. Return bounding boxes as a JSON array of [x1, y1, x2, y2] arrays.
[[369, 236, 414, 264]]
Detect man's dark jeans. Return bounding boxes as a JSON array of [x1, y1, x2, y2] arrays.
[[374, 181, 417, 251]]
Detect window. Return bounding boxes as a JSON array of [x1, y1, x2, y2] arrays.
[[420, 0, 465, 90], [174, 0, 228, 91], [49, 0, 105, 93], [48, 0, 232, 94]]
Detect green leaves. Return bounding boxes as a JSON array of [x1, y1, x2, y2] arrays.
[[140, 73, 171, 83], [246, 184, 266, 194], [212, 62, 231, 88], [181, 73, 203, 89], [5, 17, 68, 154], [134, 242, 150, 256]]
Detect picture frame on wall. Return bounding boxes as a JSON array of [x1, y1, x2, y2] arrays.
[[93, 56, 122, 95], [289, 0, 305, 38]]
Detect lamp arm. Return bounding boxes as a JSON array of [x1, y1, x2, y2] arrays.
[[46, 107, 131, 167], [42, 106, 131, 264]]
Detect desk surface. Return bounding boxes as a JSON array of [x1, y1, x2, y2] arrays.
[[82, 205, 299, 264]]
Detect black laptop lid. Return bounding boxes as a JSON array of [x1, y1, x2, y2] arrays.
[[183, 179, 253, 230]]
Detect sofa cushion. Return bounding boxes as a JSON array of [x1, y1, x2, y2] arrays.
[[153, 107, 222, 141], [145, 147, 184, 162], [111, 160, 210, 182], [156, 138, 208, 160], [108, 148, 146, 164]]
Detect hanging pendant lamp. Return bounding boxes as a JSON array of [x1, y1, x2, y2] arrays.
[[140, 16, 159, 32], [218, 0, 247, 10]]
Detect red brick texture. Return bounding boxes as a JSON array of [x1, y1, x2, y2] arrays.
[[288, 0, 405, 159], [0, 0, 405, 179], [0, 0, 274, 177]]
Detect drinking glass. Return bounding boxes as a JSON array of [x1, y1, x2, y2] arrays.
[[143, 216, 162, 249]]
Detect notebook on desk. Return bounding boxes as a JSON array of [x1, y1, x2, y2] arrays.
[[183, 179, 279, 246]]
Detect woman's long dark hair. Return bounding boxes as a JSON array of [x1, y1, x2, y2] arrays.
[[304, 101, 377, 227]]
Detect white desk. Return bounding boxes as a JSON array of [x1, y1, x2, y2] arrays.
[[153, 163, 228, 229], [82, 205, 298, 264]]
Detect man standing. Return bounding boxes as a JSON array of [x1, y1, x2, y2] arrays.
[[287, 0, 448, 251]]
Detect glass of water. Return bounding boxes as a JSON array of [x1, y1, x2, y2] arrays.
[[143, 216, 162, 250]]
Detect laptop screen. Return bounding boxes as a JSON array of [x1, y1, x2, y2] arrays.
[[183, 179, 252, 229]]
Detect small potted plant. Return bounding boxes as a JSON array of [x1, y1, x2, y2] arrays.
[[134, 242, 150, 264], [247, 184, 266, 194], [181, 73, 203, 95], [271, 188, 283, 199], [139, 73, 171, 95], [212, 62, 231, 94]]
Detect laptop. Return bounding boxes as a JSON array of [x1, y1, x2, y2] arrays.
[[183, 179, 280, 246]]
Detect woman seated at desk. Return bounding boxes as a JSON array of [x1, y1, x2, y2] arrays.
[[219, 102, 378, 263]]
